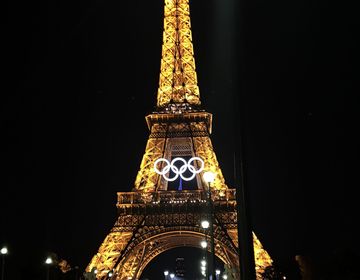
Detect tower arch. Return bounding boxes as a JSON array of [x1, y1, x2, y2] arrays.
[[113, 227, 239, 280]]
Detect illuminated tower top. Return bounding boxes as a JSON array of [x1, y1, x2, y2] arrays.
[[157, 0, 201, 108]]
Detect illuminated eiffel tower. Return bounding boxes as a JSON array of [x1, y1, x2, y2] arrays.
[[85, 0, 272, 279]]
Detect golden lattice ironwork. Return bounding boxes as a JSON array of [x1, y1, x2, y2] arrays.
[[86, 191, 272, 279], [134, 111, 226, 192], [85, 0, 273, 279], [157, 0, 200, 107]]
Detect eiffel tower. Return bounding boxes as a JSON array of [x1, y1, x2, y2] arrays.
[[85, 0, 272, 279]]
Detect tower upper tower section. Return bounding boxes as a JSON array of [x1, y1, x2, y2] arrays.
[[157, 0, 201, 108]]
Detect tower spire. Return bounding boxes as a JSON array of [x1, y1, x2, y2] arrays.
[[157, 0, 201, 108]]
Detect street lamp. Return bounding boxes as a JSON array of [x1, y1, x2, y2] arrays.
[[200, 260, 206, 277], [200, 240, 208, 249], [203, 171, 216, 280], [45, 257, 53, 280], [1, 247, 8, 280], [164, 270, 169, 279], [201, 219, 210, 280], [201, 220, 210, 229], [215, 269, 221, 280], [169, 273, 175, 279], [74, 266, 79, 280], [203, 171, 215, 185]]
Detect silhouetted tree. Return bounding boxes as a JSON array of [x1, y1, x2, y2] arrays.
[[260, 264, 286, 280]]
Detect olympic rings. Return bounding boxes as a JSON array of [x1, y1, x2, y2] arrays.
[[154, 157, 204, 181]]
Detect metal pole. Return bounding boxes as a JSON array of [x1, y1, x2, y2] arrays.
[[46, 265, 49, 280], [206, 254, 210, 280], [1, 255, 4, 280], [234, 149, 256, 280], [205, 188, 210, 280], [231, 4, 257, 274], [208, 183, 216, 280], [206, 233, 210, 280], [225, 0, 257, 276]]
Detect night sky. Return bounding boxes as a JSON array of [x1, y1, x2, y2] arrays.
[[1, 0, 357, 279]]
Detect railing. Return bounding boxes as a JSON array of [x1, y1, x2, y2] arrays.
[[116, 189, 236, 206]]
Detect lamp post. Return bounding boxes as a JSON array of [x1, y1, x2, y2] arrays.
[[200, 240, 208, 249], [203, 171, 216, 280], [201, 219, 210, 279], [107, 270, 114, 279], [45, 257, 53, 280], [164, 270, 169, 280], [1, 247, 8, 280], [200, 259, 207, 278], [201, 220, 210, 280], [74, 266, 79, 280], [215, 269, 220, 280]]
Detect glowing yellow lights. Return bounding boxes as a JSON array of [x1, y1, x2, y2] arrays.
[[157, 0, 201, 107]]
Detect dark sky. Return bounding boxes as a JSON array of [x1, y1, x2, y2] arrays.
[[1, 0, 357, 279]]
